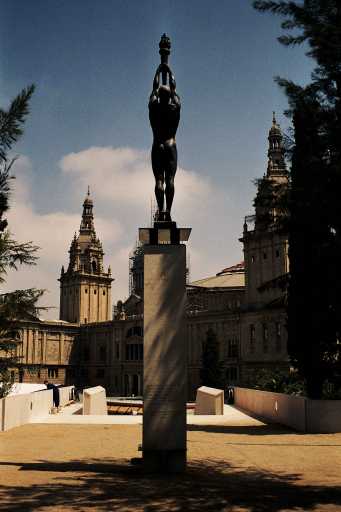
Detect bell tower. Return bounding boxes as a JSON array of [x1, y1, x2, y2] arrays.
[[242, 114, 289, 307], [59, 188, 113, 324]]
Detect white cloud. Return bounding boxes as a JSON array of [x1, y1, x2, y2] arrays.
[[60, 146, 215, 220], [59, 145, 244, 293], [3, 148, 244, 319]]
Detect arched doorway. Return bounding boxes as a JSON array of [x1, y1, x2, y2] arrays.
[[124, 374, 130, 396], [132, 374, 139, 396]]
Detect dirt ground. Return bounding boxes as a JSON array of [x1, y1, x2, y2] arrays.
[[1, 422, 341, 511]]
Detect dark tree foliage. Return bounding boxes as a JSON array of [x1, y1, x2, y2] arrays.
[[0, 84, 44, 398], [252, 368, 305, 395], [288, 98, 336, 398], [0, 289, 44, 397], [253, 0, 341, 398], [200, 328, 225, 390], [0, 86, 36, 162], [253, 176, 290, 232]]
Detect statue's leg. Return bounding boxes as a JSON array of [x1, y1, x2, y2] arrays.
[[164, 143, 177, 218], [151, 144, 165, 214]]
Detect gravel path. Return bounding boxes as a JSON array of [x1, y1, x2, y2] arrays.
[[1, 418, 341, 511]]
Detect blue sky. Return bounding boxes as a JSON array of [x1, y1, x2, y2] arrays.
[[1, 0, 313, 315]]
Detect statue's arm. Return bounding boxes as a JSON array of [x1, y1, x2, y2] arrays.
[[168, 69, 180, 105], [149, 68, 161, 104], [152, 68, 161, 92]]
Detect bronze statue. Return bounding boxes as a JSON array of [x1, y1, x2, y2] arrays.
[[149, 34, 180, 222]]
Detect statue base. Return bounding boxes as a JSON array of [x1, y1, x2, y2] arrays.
[[139, 221, 191, 245], [142, 243, 188, 473]]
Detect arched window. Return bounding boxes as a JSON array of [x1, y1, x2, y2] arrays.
[[92, 260, 97, 273]]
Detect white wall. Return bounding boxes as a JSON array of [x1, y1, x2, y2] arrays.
[[1, 389, 53, 431], [59, 386, 74, 407], [30, 389, 54, 420], [234, 387, 341, 433], [306, 400, 341, 433], [8, 383, 47, 395], [2, 394, 31, 431]]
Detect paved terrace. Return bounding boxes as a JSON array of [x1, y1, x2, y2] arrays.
[[30, 403, 255, 425], [1, 406, 341, 511]]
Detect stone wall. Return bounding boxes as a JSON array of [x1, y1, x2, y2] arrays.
[[234, 387, 341, 433]]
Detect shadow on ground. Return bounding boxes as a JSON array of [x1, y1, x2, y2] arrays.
[[187, 423, 295, 435], [0, 458, 341, 512]]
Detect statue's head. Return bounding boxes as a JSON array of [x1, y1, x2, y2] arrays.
[[158, 85, 170, 104]]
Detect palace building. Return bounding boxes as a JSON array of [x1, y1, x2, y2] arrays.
[[14, 115, 289, 398]]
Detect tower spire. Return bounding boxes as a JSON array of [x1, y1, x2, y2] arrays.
[[267, 112, 287, 176], [80, 188, 95, 233]]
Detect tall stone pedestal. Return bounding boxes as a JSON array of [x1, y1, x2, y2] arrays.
[[140, 223, 190, 473]]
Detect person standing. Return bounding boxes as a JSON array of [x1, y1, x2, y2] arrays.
[[44, 380, 60, 408]]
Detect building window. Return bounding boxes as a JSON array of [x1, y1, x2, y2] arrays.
[[263, 253, 267, 260], [85, 289, 88, 294], [94, 289, 97, 295], [48, 368, 58, 379], [96, 368, 105, 379], [103, 290, 106, 296], [276, 322, 282, 352], [227, 339, 238, 358], [126, 326, 143, 338], [84, 318, 87, 324], [251, 255, 255, 263], [81, 367, 89, 381], [66, 367, 76, 379], [263, 324, 268, 353], [276, 249, 280, 258], [83, 346, 90, 361], [126, 343, 143, 361], [99, 345, 107, 362], [250, 324, 255, 353], [226, 367, 238, 383]]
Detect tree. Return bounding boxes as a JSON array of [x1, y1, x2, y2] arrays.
[[288, 97, 334, 398], [253, 0, 341, 398], [0, 85, 44, 398], [200, 328, 225, 389]]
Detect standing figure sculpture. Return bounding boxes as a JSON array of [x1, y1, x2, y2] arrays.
[[149, 34, 181, 222]]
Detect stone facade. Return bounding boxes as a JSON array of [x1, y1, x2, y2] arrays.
[[15, 115, 290, 399], [11, 320, 79, 385]]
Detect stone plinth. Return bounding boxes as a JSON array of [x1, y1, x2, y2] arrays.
[[83, 386, 107, 415], [195, 386, 224, 415], [142, 239, 188, 473]]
